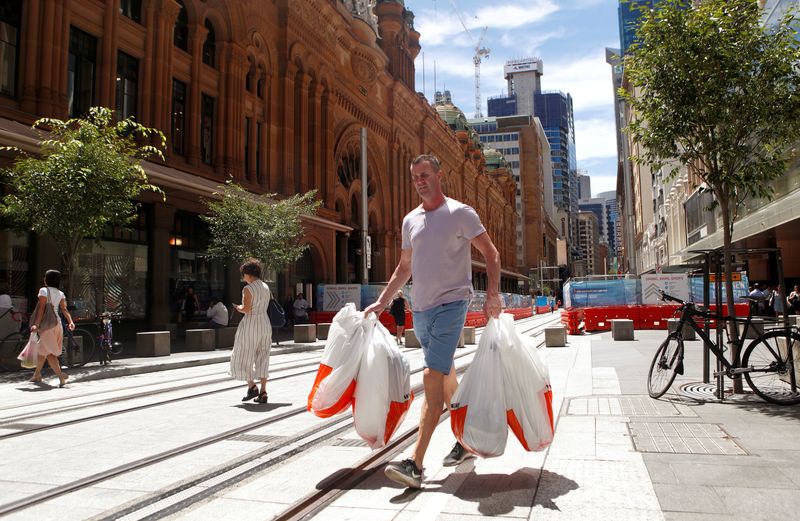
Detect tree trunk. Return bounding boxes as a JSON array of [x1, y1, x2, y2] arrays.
[[719, 194, 744, 393]]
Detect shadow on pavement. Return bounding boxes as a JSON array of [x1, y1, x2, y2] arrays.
[[233, 402, 292, 412]]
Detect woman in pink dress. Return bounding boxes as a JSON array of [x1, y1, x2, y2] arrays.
[[26, 270, 75, 387]]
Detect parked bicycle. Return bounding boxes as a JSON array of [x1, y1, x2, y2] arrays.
[[96, 311, 123, 365], [648, 290, 800, 405]]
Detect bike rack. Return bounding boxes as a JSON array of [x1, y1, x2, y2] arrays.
[[688, 247, 792, 400]]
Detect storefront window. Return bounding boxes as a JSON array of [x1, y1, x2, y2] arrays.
[[169, 212, 226, 321], [0, 229, 31, 311], [72, 241, 148, 321]]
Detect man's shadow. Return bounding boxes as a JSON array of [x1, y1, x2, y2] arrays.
[[447, 466, 578, 516], [317, 460, 578, 517]]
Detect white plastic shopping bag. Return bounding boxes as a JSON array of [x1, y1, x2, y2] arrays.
[[497, 313, 554, 451], [353, 319, 414, 449], [450, 317, 507, 458], [307, 304, 366, 417]]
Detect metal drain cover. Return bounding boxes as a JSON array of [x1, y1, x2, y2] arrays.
[[567, 395, 683, 416], [679, 382, 761, 402], [628, 422, 746, 455]]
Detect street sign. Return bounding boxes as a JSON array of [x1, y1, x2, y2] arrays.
[[641, 273, 690, 305], [708, 272, 742, 282], [322, 284, 361, 311], [365, 236, 372, 270]]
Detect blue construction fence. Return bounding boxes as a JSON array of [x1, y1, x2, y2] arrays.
[[316, 284, 532, 312], [563, 274, 751, 308]]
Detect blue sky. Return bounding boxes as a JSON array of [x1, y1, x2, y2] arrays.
[[406, 0, 621, 197]]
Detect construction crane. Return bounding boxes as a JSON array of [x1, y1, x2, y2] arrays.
[[449, 0, 490, 118]]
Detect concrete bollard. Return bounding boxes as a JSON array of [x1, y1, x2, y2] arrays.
[[463, 326, 476, 344], [404, 329, 420, 348], [611, 319, 634, 341], [317, 323, 332, 340], [545, 326, 567, 347], [667, 318, 696, 340], [294, 324, 317, 343], [136, 331, 170, 357], [215, 327, 237, 349], [186, 329, 215, 351], [150, 323, 177, 341]]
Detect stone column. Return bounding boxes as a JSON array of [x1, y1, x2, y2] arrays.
[[149, 203, 175, 327], [258, 73, 270, 187], [53, 0, 71, 116], [223, 43, 248, 180], [296, 72, 311, 194], [323, 88, 335, 207], [152, 0, 180, 136], [311, 81, 324, 194], [186, 24, 208, 167], [280, 63, 297, 195], [37, 0, 58, 115], [98, 0, 120, 109], [337, 232, 350, 283], [19, 0, 40, 113]]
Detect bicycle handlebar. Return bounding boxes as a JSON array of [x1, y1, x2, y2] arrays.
[[658, 290, 712, 318]]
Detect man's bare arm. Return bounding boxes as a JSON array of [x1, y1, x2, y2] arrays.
[[363, 248, 413, 316], [471, 232, 502, 318]]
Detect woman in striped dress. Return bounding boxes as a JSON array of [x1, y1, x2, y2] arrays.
[[230, 258, 273, 404]]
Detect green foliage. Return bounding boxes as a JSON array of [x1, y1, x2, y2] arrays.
[[201, 183, 321, 272], [622, 0, 800, 216], [0, 107, 165, 292]]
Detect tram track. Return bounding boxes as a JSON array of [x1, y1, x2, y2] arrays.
[[92, 316, 560, 521], [0, 314, 560, 518], [0, 356, 326, 430]]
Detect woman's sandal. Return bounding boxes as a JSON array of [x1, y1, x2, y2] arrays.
[[253, 392, 268, 404], [29, 375, 42, 383], [242, 385, 259, 402], [58, 373, 69, 388]]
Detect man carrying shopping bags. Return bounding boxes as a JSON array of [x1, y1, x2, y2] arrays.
[[364, 154, 502, 489]]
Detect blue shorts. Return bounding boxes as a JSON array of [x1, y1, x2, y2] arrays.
[[412, 300, 469, 375]]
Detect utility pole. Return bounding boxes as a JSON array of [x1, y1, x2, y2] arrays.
[[360, 128, 369, 285]]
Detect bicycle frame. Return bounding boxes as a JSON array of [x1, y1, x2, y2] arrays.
[[674, 305, 799, 390]]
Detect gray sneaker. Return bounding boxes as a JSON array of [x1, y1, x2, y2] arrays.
[[384, 458, 423, 489], [442, 442, 475, 467]]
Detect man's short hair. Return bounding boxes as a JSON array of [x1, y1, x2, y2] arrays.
[[411, 154, 441, 172]]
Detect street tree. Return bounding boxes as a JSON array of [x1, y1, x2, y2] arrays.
[[201, 183, 321, 274], [622, 0, 800, 388], [0, 106, 165, 296]]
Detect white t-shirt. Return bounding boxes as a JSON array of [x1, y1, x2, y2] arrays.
[[402, 198, 486, 312], [38, 286, 65, 316], [206, 302, 229, 326]]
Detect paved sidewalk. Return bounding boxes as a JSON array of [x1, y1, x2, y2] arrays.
[[564, 328, 800, 521], [0, 335, 327, 385]]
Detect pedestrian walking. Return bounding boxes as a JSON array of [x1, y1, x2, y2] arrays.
[[23, 270, 74, 387], [389, 290, 408, 345], [364, 153, 502, 489], [788, 285, 800, 314], [229, 259, 273, 404], [772, 286, 785, 317]]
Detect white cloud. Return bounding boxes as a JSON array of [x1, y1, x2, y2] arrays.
[[540, 49, 616, 112], [575, 118, 617, 161], [413, 1, 559, 47]]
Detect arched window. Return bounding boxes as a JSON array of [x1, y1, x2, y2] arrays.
[[202, 20, 216, 67], [173, 1, 188, 51], [0, 1, 22, 97]]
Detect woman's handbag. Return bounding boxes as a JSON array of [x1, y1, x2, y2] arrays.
[[267, 298, 287, 328], [31, 288, 59, 333]]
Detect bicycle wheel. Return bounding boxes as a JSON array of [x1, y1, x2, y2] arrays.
[[742, 330, 800, 405], [62, 328, 96, 368], [0, 332, 30, 372], [648, 332, 684, 399]]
